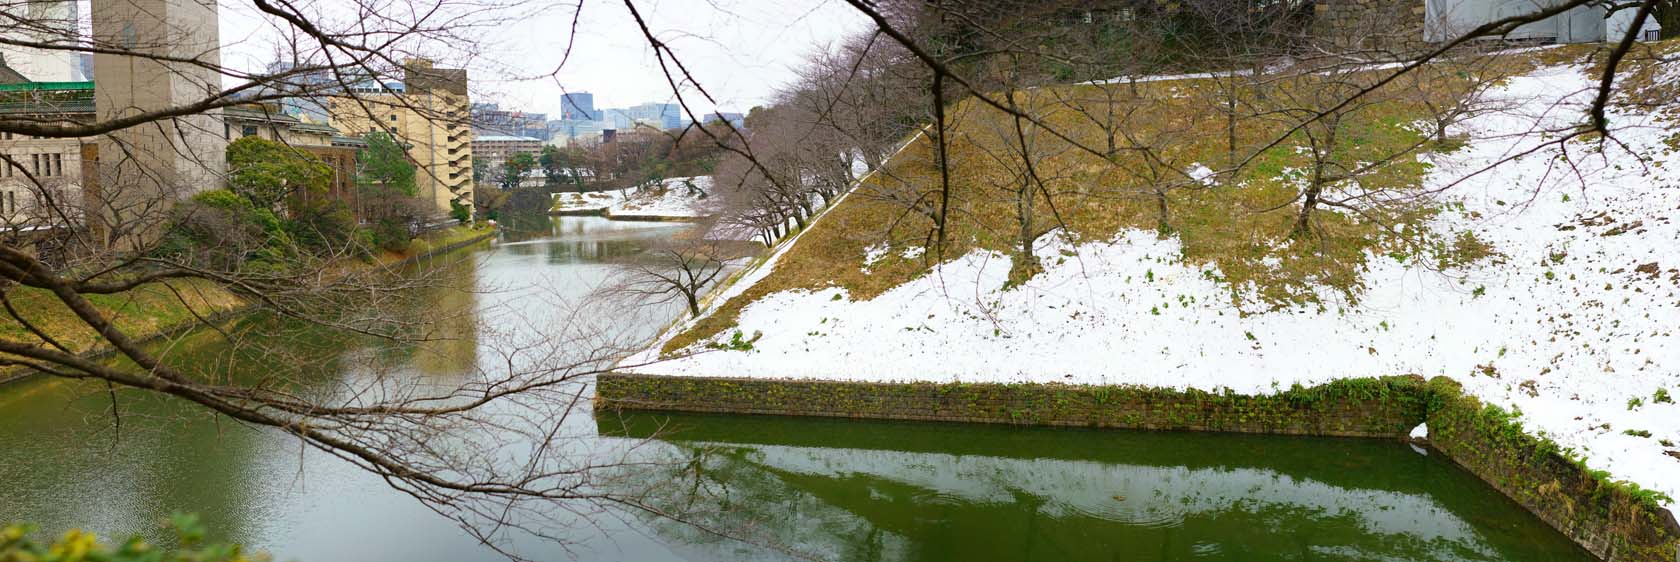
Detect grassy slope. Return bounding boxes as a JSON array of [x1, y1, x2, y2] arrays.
[[0, 279, 246, 355], [666, 47, 1611, 355], [0, 224, 491, 358]]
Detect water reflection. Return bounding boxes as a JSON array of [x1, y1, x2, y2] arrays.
[[0, 216, 1593, 562], [600, 413, 1598, 562], [0, 217, 702, 562]]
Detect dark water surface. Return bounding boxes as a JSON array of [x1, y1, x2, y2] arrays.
[[0, 217, 1595, 562]]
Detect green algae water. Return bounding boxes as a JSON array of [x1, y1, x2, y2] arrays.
[[0, 216, 1596, 562]]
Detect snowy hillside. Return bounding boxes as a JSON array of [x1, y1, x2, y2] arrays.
[[628, 59, 1680, 506], [550, 176, 716, 219]]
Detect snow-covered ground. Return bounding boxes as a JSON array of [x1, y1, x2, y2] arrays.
[[550, 191, 618, 214], [628, 63, 1680, 506], [550, 176, 716, 219]]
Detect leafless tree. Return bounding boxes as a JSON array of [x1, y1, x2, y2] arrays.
[[2, 0, 1676, 557], [598, 228, 754, 319]]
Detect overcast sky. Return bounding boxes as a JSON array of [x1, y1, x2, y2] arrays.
[[216, 0, 871, 119]]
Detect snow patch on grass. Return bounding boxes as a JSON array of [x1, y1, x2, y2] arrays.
[[550, 176, 715, 218], [631, 64, 1680, 506]]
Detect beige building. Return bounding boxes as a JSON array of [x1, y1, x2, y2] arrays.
[[90, 0, 226, 246], [472, 135, 542, 186], [330, 60, 473, 217], [0, 130, 87, 229], [0, 81, 92, 239]]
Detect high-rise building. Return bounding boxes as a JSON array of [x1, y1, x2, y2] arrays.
[[260, 61, 339, 125], [597, 102, 682, 132], [330, 59, 474, 217], [91, 0, 227, 246], [560, 92, 599, 121], [632, 102, 682, 131], [703, 111, 746, 129], [0, 0, 87, 83], [470, 103, 549, 140]]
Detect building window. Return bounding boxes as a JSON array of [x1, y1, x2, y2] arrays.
[[1645, 29, 1660, 41], [31, 154, 41, 176], [242, 125, 258, 137], [50, 153, 63, 177], [5, 191, 15, 214], [389, 114, 398, 122]]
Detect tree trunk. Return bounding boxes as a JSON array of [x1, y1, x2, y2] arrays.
[[1293, 181, 1322, 238], [685, 291, 701, 318], [1226, 94, 1238, 172], [1018, 180, 1036, 268], [1155, 187, 1171, 234]]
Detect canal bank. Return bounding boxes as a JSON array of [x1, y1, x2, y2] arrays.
[[0, 216, 1642, 562], [596, 373, 1680, 562], [0, 217, 707, 562], [0, 226, 496, 387]]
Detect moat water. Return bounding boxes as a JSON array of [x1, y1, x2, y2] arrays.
[[0, 216, 1596, 562]]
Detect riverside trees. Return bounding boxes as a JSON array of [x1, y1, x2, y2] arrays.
[[2, 0, 1676, 558]]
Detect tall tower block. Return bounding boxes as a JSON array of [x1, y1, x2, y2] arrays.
[[0, 0, 87, 82], [90, 0, 226, 244]]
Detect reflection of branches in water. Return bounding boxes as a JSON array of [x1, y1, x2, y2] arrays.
[[615, 432, 1566, 562], [3, 0, 1673, 557]]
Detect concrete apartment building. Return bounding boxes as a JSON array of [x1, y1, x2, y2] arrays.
[[90, 0, 227, 241], [472, 135, 542, 169], [330, 60, 474, 217], [472, 135, 543, 187]]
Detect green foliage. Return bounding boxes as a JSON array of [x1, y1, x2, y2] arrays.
[[1627, 397, 1644, 410], [369, 218, 412, 253], [501, 152, 538, 190], [1622, 429, 1653, 438], [0, 513, 268, 562], [225, 136, 331, 209], [708, 330, 757, 351], [1653, 388, 1672, 404], [284, 202, 359, 255], [449, 200, 472, 223], [358, 131, 417, 198], [155, 189, 294, 270]]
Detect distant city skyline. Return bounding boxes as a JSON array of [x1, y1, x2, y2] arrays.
[[216, 1, 869, 121]]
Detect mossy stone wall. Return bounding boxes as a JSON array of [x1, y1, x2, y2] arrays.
[[1424, 377, 1680, 562], [596, 374, 1429, 437]]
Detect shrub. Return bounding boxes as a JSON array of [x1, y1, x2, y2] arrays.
[[286, 202, 358, 256], [1, 513, 267, 562], [156, 189, 293, 270], [369, 218, 412, 253]]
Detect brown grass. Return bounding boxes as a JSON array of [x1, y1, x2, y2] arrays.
[[0, 279, 247, 355], [666, 48, 1596, 354]]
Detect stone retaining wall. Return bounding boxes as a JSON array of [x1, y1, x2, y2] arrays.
[[596, 372, 1680, 562], [597, 374, 1430, 435], [1423, 377, 1680, 562]]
